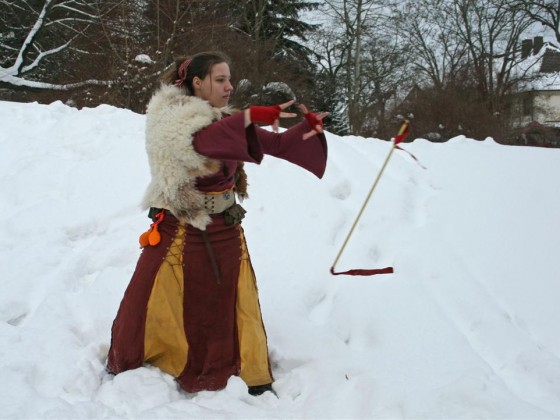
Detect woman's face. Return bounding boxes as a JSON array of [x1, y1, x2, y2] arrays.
[[193, 62, 233, 108]]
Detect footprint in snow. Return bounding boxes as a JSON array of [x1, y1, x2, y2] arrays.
[[329, 179, 352, 200], [0, 301, 29, 326]]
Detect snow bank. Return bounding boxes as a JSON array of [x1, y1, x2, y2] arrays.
[[1, 100, 559, 418]]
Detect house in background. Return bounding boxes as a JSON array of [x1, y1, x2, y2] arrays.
[[512, 36, 560, 146]]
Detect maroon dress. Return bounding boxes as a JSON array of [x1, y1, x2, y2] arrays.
[[107, 112, 327, 392]]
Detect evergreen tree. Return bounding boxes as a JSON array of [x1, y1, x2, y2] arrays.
[[228, 0, 319, 62], [223, 0, 320, 109]]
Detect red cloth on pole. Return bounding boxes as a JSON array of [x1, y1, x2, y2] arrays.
[[394, 120, 410, 145], [330, 266, 394, 276]]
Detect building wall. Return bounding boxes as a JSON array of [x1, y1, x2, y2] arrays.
[[534, 91, 560, 127], [515, 90, 560, 128]]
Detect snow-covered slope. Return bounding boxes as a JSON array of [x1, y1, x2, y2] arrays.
[[1, 100, 559, 419]]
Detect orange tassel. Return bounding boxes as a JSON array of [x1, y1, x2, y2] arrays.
[[139, 229, 151, 248], [148, 226, 161, 246], [138, 210, 165, 248]]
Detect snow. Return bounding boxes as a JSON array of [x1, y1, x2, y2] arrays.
[[135, 54, 155, 65], [1, 99, 560, 419], [516, 42, 560, 91]]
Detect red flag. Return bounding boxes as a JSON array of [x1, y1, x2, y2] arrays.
[[394, 120, 410, 144]]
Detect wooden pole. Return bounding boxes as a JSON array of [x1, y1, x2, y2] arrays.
[[331, 143, 397, 272]]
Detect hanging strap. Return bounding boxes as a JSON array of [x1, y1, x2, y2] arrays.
[[201, 230, 222, 284]]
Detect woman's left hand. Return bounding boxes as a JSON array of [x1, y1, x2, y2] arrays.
[[246, 100, 297, 131], [300, 104, 328, 140]]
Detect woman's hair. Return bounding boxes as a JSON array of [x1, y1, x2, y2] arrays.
[[161, 51, 231, 95]]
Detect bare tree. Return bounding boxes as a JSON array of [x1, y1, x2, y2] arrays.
[[314, 0, 408, 136], [399, 0, 469, 90], [308, 24, 351, 134], [90, 0, 159, 110], [0, 0, 109, 90], [511, 0, 560, 43], [85, 0, 233, 111], [359, 36, 410, 137], [446, 0, 533, 115], [319, 0, 380, 133], [398, 0, 537, 140]]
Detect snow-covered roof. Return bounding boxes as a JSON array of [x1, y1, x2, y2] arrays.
[[516, 40, 560, 91]]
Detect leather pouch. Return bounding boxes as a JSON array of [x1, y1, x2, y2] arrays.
[[223, 203, 246, 225]]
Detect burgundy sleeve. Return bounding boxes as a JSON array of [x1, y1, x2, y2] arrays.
[[192, 112, 264, 163], [255, 121, 328, 179]]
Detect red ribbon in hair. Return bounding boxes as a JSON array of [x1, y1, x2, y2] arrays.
[[174, 59, 192, 88]]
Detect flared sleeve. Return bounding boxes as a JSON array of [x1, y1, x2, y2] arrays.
[[193, 113, 328, 179], [193, 112, 264, 164], [252, 121, 328, 179]]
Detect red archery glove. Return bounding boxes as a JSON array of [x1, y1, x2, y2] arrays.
[[304, 111, 323, 131], [249, 105, 282, 125]]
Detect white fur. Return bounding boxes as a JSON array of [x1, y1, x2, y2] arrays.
[[141, 84, 222, 230]]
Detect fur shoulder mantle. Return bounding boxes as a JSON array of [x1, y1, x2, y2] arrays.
[[141, 84, 222, 230]]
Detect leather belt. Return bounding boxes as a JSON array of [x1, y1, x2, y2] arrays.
[[203, 190, 235, 214]]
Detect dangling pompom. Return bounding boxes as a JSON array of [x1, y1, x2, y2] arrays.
[[138, 210, 165, 248], [139, 229, 151, 248], [148, 226, 161, 246]]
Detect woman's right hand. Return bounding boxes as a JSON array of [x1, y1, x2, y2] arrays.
[[245, 100, 297, 132], [300, 104, 328, 140]]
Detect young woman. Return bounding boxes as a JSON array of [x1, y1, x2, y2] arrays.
[[106, 51, 327, 396]]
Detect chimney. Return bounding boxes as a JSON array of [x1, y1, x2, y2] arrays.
[[533, 36, 544, 55], [521, 39, 533, 58]]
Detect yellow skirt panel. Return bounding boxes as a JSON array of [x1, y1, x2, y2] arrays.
[[144, 224, 188, 377], [236, 227, 273, 386]]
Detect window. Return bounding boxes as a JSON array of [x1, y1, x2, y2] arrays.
[[523, 95, 533, 116]]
